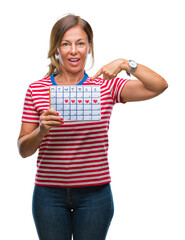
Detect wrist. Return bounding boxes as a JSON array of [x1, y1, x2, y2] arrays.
[[126, 60, 138, 76], [120, 59, 130, 73], [38, 125, 48, 138]]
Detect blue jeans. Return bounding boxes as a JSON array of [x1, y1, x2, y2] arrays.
[[32, 183, 114, 240]]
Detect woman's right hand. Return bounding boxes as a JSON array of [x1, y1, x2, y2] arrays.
[[39, 109, 64, 136], [18, 109, 64, 158]]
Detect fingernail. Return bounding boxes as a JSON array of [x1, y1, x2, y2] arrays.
[[61, 117, 63, 120]]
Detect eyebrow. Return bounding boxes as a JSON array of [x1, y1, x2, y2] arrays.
[[61, 38, 85, 42]]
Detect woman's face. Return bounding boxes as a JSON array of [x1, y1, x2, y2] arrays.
[[58, 25, 91, 74]]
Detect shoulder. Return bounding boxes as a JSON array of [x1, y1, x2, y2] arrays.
[[28, 76, 52, 90], [84, 77, 104, 85], [85, 76, 116, 86], [85, 76, 128, 87]]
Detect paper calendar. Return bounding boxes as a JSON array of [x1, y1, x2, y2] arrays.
[[49, 85, 101, 121]]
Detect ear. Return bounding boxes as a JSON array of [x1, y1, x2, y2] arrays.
[[55, 47, 60, 55], [88, 44, 92, 54]]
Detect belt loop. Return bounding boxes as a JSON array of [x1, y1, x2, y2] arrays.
[[67, 188, 72, 206]]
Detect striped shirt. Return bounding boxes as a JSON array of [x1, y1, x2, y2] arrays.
[[22, 74, 128, 187]]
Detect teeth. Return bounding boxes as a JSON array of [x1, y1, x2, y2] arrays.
[[69, 59, 79, 62]]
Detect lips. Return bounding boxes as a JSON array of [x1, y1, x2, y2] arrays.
[[68, 58, 80, 62], [68, 58, 80, 66]]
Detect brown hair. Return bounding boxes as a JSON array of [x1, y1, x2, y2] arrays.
[[45, 14, 94, 77]]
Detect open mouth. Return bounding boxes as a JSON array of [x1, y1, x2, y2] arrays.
[[68, 58, 80, 62], [68, 58, 80, 66]]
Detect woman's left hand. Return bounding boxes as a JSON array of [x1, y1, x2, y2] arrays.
[[91, 59, 129, 80]]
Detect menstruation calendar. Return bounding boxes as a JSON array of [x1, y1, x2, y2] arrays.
[[49, 85, 101, 121]]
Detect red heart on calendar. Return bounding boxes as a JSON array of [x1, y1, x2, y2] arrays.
[[78, 100, 82, 103], [71, 100, 75, 103], [93, 99, 98, 103], [85, 100, 89, 103], [65, 99, 69, 103]]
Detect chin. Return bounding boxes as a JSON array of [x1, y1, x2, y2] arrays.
[[67, 68, 83, 74], [66, 65, 86, 74]]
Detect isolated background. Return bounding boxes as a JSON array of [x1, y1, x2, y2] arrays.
[[1, 0, 184, 239]]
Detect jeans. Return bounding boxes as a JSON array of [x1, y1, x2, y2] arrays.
[[32, 183, 114, 240]]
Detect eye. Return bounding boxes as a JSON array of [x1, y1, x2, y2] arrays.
[[62, 42, 70, 47], [77, 42, 85, 46]]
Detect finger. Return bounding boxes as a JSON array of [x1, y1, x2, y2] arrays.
[[103, 73, 117, 80], [103, 73, 110, 80], [91, 69, 103, 80], [103, 73, 113, 80], [41, 115, 63, 122], [42, 109, 59, 116], [40, 113, 63, 125], [41, 120, 63, 128], [46, 121, 64, 126], [112, 73, 117, 78]]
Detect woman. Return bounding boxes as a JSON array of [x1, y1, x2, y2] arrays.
[[18, 14, 168, 240]]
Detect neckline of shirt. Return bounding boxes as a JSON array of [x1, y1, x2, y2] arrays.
[[50, 72, 88, 86]]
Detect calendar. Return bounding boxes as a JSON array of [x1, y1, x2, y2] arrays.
[[49, 85, 101, 121]]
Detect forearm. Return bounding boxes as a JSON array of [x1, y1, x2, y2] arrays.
[[18, 109, 63, 158], [18, 127, 45, 158], [121, 60, 168, 94]]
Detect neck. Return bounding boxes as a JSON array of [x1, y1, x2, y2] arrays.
[[55, 69, 85, 85]]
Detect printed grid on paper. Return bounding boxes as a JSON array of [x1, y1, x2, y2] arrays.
[[49, 85, 101, 121]]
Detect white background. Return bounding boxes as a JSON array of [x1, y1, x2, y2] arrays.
[[0, 0, 184, 239]]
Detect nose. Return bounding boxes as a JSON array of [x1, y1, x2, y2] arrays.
[[70, 44, 78, 55]]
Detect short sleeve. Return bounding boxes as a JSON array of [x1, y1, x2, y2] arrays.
[[21, 86, 40, 123], [110, 78, 129, 104]]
